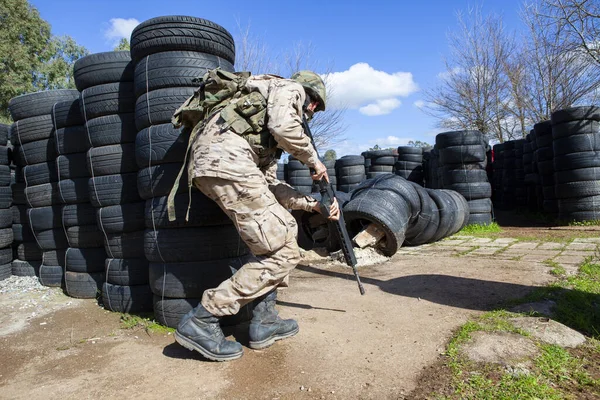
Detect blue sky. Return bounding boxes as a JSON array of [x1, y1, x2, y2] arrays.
[[32, 0, 526, 156]]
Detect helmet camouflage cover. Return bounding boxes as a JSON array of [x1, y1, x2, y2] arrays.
[[290, 70, 326, 112]]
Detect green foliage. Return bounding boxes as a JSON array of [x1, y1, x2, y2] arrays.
[[114, 37, 130, 51], [457, 222, 502, 235], [367, 144, 396, 151], [407, 140, 431, 148], [0, 0, 88, 119], [323, 149, 336, 161], [120, 314, 175, 334]]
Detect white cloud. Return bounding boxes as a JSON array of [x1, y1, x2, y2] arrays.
[[437, 67, 462, 81], [359, 98, 401, 116], [414, 100, 425, 109], [322, 63, 418, 116], [105, 18, 140, 44]]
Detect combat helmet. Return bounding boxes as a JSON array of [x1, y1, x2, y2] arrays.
[[291, 70, 327, 112]]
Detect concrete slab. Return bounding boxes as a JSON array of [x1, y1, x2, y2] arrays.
[[553, 255, 586, 266], [471, 238, 493, 244], [437, 240, 469, 247], [566, 242, 598, 252], [519, 252, 561, 263], [492, 238, 519, 245], [537, 242, 566, 251], [508, 242, 539, 250], [469, 247, 501, 256]]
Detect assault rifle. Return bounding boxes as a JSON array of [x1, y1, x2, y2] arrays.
[[301, 115, 365, 295]]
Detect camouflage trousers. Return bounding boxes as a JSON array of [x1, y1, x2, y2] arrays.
[[193, 175, 301, 317]]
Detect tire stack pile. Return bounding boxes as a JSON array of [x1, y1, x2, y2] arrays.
[[491, 143, 504, 208], [335, 155, 366, 193], [551, 106, 600, 222], [53, 97, 106, 298], [9, 90, 80, 286], [436, 131, 493, 225], [523, 133, 539, 211], [364, 150, 396, 179], [424, 147, 441, 189], [513, 139, 527, 207], [317, 159, 337, 192], [533, 121, 558, 215], [286, 157, 313, 194], [0, 125, 11, 281], [394, 146, 423, 184], [500, 141, 517, 210], [76, 51, 152, 313], [130, 16, 250, 327]]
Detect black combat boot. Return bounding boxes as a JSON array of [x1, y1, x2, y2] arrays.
[[249, 290, 299, 350], [175, 304, 243, 361]]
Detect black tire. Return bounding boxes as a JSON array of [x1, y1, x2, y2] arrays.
[[34, 228, 68, 250], [130, 16, 235, 64], [439, 145, 486, 164], [0, 248, 12, 265], [287, 169, 312, 178], [25, 183, 61, 208], [145, 192, 230, 229], [87, 144, 138, 176], [0, 262, 10, 281], [551, 106, 600, 125], [137, 164, 188, 200], [555, 181, 600, 199], [21, 162, 57, 186], [89, 173, 141, 207], [86, 114, 138, 146], [58, 178, 90, 204], [337, 174, 365, 185], [148, 258, 243, 298], [343, 189, 410, 256], [97, 202, 146, 233], [14, 205, 28, 225], [337, 183, 362, 193], [13, 138, 56, 166], [554, 151, 600, 171], [426, 189, 456, 242], [80, 82, 135, 120], [106, 258, 149, 286], [0, 208, 10, 229], [73, 51, 134, 91], [62, 203, 97, 227], [0, 165, 10, 186], [395, 154, 423, 163], [52, 99, 83, 129], [16, 243, 43, 261], [445, 182, 492, 200], [442, 168, 489, 184], [133, 50, 234, 97], [11, 259, 41, 276], [65, 247, 106, 273], [336, 165, 365, 176], [56, 153, 89, 179], [66, 225, 104, 248], [371, 156, 396, 166], [12, 224, 35, 242], [134, 87, 196, 131], [555, 167, 600, 184], [558, 196, 600, 213], [286, 159, 307, 171], [367, 172, 394, 179], [435, 130, 483, 148], [467, 213, 493, 225], [42, 249, 66, 267], [144, 226, 248, 263], [335, 156, 365, 167], [467, 198, 493, 213], [396, 146, 423, 155], [0, 147, 9, 165], [362, 149, 396, 158], [0, 124, 8, 146], [65, 271, 104, 299], [8, 89, 79, 121], [10, 115, 54, 145], [393, 160, 422, 170], [551, 120, 600, 140], [441, 189, 470, 235], [135, 123, 189, 167], [55, 125, 90, 155], [105, 230, 145, 259], [559, 210, 600, 222], [553, 133, 600, 156], [369, 165, 394, 173], [102, 282, 154, 313], [28, 205, 63, 231], [38, 264, 63, 287], [351, 174, 421, 219]]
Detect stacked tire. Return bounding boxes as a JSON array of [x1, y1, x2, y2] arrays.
[[363, 150, 396, 179], [512, 139, 527, 207], [534, 121, 558, 215], [75, 51, 152, 313], [491, 143, 504, 208], [335, 155, 366, 193], [53, 97, 106, 298], [316, 159, 337, 192], [523, 133, 539, 211], [9, 90, 80, 286], [0, 124, 12, 281], [551, 106, 600, 222], [130, 16, 250, 327], [286, 156, 313, 194], [395, 146, 424, 184], [436, 130, 493, 225]]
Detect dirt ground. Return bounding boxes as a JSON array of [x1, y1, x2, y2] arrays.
[[0, 248, 555, 400]]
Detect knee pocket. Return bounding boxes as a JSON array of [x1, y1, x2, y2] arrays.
[[233, 202, 289, 255]]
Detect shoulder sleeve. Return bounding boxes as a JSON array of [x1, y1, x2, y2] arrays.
[[266, 80, 319, 169]]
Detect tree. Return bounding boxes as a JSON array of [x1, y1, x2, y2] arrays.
[[114, 38, 130, 51], [0, 0, 88, 121], [407, 140, 431, 148], [323, 149, 337, 161], [234, 21, 346, 150], [424, 6, 513, 142]]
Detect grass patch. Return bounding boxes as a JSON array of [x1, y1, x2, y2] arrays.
[[569, 220, 600, 227], [120, 314, 175, 334], [430, 256, 600, 399], [457, 222, 502, 236], [544, 259, 566, 277]]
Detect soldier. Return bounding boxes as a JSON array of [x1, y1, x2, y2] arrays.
[[174, 70, 340, 361]]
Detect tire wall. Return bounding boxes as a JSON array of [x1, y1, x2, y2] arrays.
[[131, 16, 251, 328], [0, 124, 12, 281]]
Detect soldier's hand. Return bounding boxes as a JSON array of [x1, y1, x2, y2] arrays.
[[327, 198, 340, 221], [311, 160, 329, 182]]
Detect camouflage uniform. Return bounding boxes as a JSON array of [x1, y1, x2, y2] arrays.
[[189, 75, 319, 317]]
